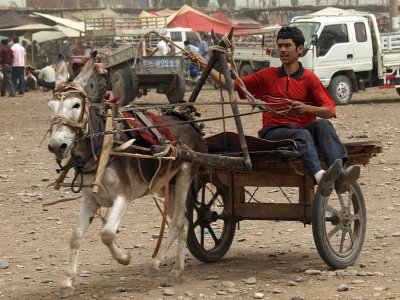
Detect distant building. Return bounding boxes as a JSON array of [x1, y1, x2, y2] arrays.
[[26, 0, 144, 9], [26, 0, 99, 8]]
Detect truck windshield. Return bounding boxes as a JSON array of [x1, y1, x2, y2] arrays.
[[289, 22, 320, 50]]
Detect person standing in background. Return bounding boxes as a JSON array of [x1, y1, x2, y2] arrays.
[[11, 37, 26, 95], [199, 34, 210, 61], [0, 39, 15, 97], [60, 40, 71, 58]]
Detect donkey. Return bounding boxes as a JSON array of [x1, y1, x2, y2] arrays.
[[47, 53, 207, 297]]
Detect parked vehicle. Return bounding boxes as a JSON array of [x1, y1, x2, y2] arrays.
[[67, 55, 109, 103], [233, 26, 281, 77], [84, 16, 199, 105], [234, 9, 400, 105]]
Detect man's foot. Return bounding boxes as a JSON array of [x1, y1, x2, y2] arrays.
[[335, 165, 361, 194], [318, 159, 343, 196]]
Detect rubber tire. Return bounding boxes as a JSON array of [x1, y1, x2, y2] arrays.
[[328, 75, 353, 105], [186, 173, 236, 263], [85, 72, 107, 103], [396, 88, 400, 96], [167, 74, 185, 104], [111, 69, 132, 106], [312, 182, 366, 269], [239, 64, 253, 78]]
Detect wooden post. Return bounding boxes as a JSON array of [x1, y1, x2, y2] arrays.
[[188, 28, 252, 171], [92, 108, 113, 194]]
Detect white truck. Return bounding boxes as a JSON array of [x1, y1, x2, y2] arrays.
[[235, 10, 400, 105]]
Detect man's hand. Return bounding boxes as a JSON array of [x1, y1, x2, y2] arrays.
[[187, 52, 207, 69], [291, 101, 309, 114], [291, 100, 335, 119]]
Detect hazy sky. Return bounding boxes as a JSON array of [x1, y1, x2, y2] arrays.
[[0, 0, 25, 6]]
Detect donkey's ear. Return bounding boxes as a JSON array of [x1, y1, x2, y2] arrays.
[[72, 51, 97, 92], [54, 54, 69, 88]]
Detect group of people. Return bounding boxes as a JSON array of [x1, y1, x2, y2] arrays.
[[0, 37, 56, 97]]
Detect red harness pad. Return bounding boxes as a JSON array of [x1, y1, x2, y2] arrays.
[[206, 131, 298, 154], [121, 111, 176, 145]]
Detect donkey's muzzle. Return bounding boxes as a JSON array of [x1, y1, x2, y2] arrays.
[[48, 141, 69, 159]]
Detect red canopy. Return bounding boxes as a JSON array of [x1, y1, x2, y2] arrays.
[[212, 12, 233, 25], [168, 11, 259, 35]]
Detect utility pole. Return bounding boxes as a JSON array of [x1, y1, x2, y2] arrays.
[[390, 0, 399, 31]]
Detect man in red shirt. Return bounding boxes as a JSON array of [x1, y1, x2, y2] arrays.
[[192, 26, 360, 196], [0, 39, 15, 97]]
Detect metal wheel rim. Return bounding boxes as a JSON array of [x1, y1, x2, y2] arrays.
[[336, 82, 350, 101], [322, 186, 363, 258]]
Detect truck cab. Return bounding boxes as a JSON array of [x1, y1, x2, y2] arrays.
[[269, 14, 375, 105]]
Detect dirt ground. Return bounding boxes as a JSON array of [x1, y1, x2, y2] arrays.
[[0, 85, 400, 300]]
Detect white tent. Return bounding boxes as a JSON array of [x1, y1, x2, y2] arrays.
[[33, 12, 85, 33]]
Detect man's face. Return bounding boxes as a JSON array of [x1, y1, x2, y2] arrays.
[[277, 38, 304, 65]]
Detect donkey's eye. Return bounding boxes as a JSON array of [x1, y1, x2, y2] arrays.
[[72, 103, 81, 109]]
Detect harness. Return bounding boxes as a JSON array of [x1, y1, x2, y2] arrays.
[[50, 85, 94, 193]]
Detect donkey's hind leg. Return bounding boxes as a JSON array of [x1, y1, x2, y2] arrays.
[[100, 195, 131, 265], [60, 196, 100, 298], [149, 163, 192, 286]]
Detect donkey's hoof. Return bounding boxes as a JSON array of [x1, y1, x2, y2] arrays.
[[162, 274, 185, 287], [116, 251, 131, 265], [145, 265, 160, 278], [59, 287, 74, 298]]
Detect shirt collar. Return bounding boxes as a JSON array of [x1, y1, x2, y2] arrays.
[[278, 63, 305, 79]]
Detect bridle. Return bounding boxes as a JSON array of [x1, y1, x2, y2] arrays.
[[49, 84, 90, 139], [49, 84, 94, 193]]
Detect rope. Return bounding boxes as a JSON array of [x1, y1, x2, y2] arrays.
[[152, 146, 177, 258]]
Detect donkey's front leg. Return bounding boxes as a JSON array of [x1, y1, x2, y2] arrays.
[[60, 196, 99, 298], [100, 195, 131, 265]]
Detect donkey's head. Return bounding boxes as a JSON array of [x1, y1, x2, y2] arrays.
[[48, 52, 97, 160]]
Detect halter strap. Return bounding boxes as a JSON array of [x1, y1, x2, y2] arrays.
[[50, 85, 90, 137]]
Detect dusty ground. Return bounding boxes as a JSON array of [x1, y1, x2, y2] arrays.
[[0, 86, 400, 300]]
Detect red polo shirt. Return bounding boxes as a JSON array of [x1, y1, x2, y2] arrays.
[[234, 64, 336, 129]]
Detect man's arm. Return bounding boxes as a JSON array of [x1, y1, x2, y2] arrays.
[[188, 52, 229, 89], [291, 101, 335, 119]]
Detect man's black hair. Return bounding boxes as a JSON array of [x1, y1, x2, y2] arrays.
[[12, 37, 19, 44], [184, 40, 190, 46], [277, 26, 305, 47], [1, 39, 8, 45]]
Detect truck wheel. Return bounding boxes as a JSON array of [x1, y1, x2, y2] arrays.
[[167, 74, 185, 104], [239, 64, 253, 77], [111, 69, 132, 106], [85, 72, 107, 103], [328, 75, 353, 105], [396, 88, 400, 96]]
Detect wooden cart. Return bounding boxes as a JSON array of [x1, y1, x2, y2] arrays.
[[175, 29, 383, 269], [185, 131, 382, 269]]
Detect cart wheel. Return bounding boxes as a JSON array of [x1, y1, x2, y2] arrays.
[[312, 182, 366, 269], [186, 173, 236, 263]]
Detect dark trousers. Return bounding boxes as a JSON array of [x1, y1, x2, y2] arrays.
[[37, 79, 55, 91], [11, 66, 25, 94], [259, 119, 347, 176], [1, 64, 15, 96]]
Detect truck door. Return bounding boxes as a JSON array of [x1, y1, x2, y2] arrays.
[[315, 24, 352, 83], [352, 22, 373, 72]]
